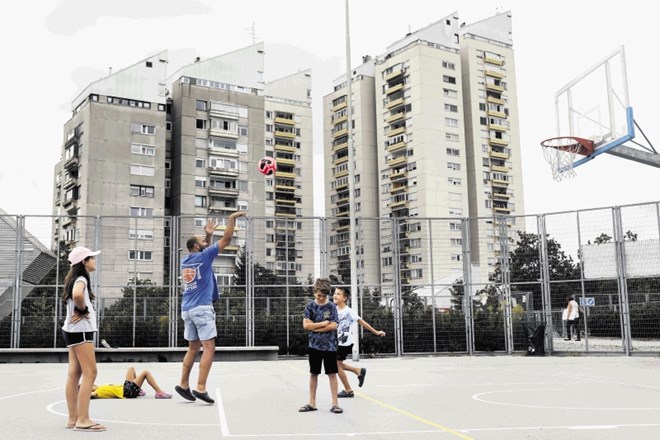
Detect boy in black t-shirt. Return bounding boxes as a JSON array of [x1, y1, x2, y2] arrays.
[[299, 278, 342, 414]]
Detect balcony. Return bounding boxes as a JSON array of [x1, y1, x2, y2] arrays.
[[209, 167, 239, 177], [275, 183, 296, 192], [387, 155, 407, 167], [486, 95, 505, 105], [486, 83, 505, 92], [489, 150, 509, 160], [484, 56, 503, 66], [489, 137, 509, 147], [490, 164, 509, 173], [388, 169, 408, 181], [274, 116, 295, 126], [385, 83, 404, 95], [491, 178, 509, 187], [210, 127, 239, 139], [208, 185, 239, 197], [385, 97, 404, 110], [274, 130, 296, 139], [332, 141, 348, 153], [494, 206, 511, 213], [391, 183, 407, 194], [275, 170, 296, 179], [387, 126, 405, 138], [487, 109, 507, 119], [332, 100, 347, 112], [485, 69, 504, 79], [274, 143, 296, 153], [386, 112, 405, 124], [276, 157, 296, 167], [384, 68, 404, 82], [386, 141, 406, 154], [332, 128, 348, 138]]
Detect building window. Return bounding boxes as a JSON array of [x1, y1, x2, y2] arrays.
[[130, 164, 155, 176], [131, 143, 155, 156], [195, 196, 207, 208], [196, 119, 207, 129], [128, 250, 153, 261], [196, 100, 207, 111], [131, 123, 155, 135], [446, 148, 460, 156], [129, 207, 153, 217], [443, 75, 456, 84], [195, 177, 207, 188], [130, 185, 154, 197], [447, 162, 461, 171], [195, 158, 207, 168], [442, 61, 455, 70], [129, 229, 153, 240]]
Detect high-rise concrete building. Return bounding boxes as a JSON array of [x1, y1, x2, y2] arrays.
[[53, 44, 314, 292], [323, 11, 524, 291], [52, 52, 169, 290]]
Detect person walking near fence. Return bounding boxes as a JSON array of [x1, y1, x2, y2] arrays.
[[333, 287, 385, 398], [61, 246, 106, 432], [175, 212, 246, 405], [299, 278, 342, 414], [565, 295, 581, 341]]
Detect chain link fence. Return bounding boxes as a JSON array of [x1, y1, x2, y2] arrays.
[[2, 201, 660, 355]]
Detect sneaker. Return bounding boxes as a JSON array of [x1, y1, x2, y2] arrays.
[[138, 389, 146, 396], [155, 391, 172, 399], [564, 338, 571, 341], [358, 368, 367, 387], [337, 390, 354, 398], [175, 385, 196, 401]]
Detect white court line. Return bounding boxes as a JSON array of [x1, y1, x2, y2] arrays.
[[216, 386, 230, 436], [458, 422, 660, 433], [0, 387, 61, 400], [472, 388, 660, 411], [46, 400, 221, 426], [223, 429, 450, 437]]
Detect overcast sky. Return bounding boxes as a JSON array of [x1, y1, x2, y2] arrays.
[[1, 0, 657, 223]]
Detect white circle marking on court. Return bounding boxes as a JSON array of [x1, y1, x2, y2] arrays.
[[472, 388, 660, 411]]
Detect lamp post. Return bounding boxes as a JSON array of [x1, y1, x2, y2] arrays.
[[345, 0, 359, 360]]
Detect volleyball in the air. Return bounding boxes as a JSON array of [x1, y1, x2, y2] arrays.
[[258, 157, 277, 176]]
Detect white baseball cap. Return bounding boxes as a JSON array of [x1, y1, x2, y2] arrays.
[[68, 246, 101, 266]]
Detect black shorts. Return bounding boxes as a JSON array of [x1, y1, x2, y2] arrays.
[[337, 344, 353, 361], [62, 330, 96, 347], [308, 347, 338, 375], [123, 380, 141, 398]]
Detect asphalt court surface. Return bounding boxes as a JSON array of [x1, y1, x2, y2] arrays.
[[1, 355, 660, 439]]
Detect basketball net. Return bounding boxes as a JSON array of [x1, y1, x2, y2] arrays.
[[541, 138, 583, 181]]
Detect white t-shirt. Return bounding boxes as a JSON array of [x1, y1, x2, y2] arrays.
[[562, 308, 568, 320], [567, 299, 580, 320], [62, 276, 97, 333], [337, 305, 360, 347]]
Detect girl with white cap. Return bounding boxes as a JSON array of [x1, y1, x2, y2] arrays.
[[61, 246, 106, 432]]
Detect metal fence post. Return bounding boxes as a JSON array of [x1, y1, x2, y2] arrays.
[[461, 217, 474, 355], [391, 217, 403, 356], [498, 216, 514, 354], [613, 207, 632, 355], [537, 214, 553, 354], [11, 215, 24, 348]]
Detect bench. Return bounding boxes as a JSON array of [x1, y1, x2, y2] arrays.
[[0, 346, 280, 363]]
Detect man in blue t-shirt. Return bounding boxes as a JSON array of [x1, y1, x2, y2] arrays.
[[175, 211, 245, 405], [299, 278, 343, 414]]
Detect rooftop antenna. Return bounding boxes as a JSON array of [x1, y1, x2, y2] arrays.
[[246, 21, 257, 44]]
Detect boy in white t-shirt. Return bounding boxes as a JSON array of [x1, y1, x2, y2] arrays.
[[332, 287, 386, 398]]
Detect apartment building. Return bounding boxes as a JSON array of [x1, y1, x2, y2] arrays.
[[53, 43, 314, 292], [323, 11, 524, 292], [52, 52, 169, 291]]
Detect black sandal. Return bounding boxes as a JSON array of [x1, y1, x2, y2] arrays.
[[299, 404, 317, 412], [330, 405, 343, 414]]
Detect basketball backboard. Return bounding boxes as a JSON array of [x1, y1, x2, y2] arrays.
[[554, 46, 634, 169]]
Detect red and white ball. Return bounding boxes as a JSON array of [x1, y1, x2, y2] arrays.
[[258, 157, 277, 176]]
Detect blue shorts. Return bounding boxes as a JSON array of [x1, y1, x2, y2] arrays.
[[182, 305, 217, 341]]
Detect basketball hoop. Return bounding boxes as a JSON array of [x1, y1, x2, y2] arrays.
[[540, 136, 594, 181]]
